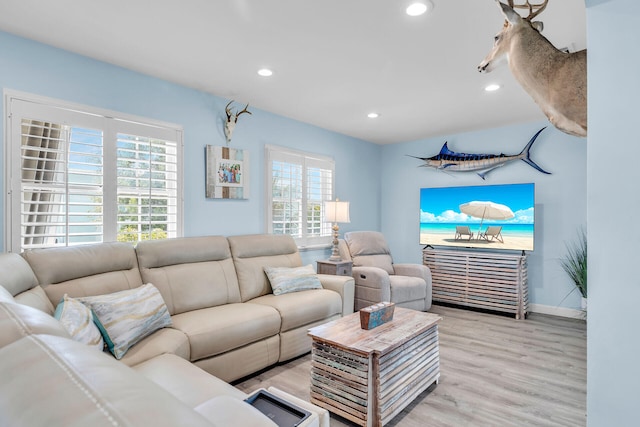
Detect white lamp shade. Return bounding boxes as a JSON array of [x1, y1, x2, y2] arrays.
[[324, 200, 350, 223]]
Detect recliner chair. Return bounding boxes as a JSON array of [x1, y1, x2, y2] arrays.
[[338, 231, 432, 311]]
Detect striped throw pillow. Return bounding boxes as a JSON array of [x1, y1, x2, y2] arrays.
[[79, 283, 172, 359], [264, 264, 323, 296], [54, 294, 104, 351]]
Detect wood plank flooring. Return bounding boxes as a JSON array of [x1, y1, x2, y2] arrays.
[[235, 304, 586, 426]]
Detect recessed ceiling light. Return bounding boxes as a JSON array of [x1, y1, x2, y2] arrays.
[[258, 68, 273, 77], [485, 84, 501, 92], [367, 112, 380, 119], [406, 1, 432, 17]]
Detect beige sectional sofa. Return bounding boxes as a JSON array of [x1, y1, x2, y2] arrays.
[[0, 233, 354, 426]]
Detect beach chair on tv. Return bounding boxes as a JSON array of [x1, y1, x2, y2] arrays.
[[480, 225, 504, 243], [454, 226, 473, 241]]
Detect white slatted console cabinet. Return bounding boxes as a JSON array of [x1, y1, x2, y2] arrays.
[[423, 247, 528, 319]]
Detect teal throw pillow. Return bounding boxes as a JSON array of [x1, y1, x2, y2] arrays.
[[78, 283, 172, 359], [54, 294, 104, 351], [264, 264, 323, 296]]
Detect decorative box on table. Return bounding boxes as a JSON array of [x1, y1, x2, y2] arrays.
[[359, 301, 395, 330]]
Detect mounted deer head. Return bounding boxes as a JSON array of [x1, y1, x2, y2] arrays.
[[478, 1, 587, 137], [224, 101, 252, 143]]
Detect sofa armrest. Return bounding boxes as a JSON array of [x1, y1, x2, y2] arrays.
[[351, 266, 392, 304], [393, 263, 433, 309], [194, 395, 278, 427], [393, 263, 431, 284], [317, 274, 355, 316]]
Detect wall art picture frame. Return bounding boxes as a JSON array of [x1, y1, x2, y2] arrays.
[[205, 145, 249, 199]]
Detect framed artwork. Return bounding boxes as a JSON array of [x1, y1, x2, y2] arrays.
[[206, 145, 249, 199]]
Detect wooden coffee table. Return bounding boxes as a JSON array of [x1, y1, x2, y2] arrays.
[[307, 307, 441, 427]]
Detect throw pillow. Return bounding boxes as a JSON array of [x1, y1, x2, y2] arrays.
[[54, 294, 104, 351], [264, 264, 322, 296], [78, 283, 172, 359]]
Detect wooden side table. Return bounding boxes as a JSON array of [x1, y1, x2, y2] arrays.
[[316, 259, 352, 277]]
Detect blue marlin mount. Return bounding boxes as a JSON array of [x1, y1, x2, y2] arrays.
[[411, 127, 551, 180]]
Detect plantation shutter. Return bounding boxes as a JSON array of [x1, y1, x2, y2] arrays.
[[18, 114, 105, 250], [266, 145, 334, 248], [7, 93, 183, 252], [115, 129, 179, 242]]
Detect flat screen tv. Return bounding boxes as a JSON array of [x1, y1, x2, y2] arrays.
[[420, 183, 535, 251]]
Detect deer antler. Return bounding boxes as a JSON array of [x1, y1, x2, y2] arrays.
[[507, 0, 549, 21], [225, 101, 252, 121], [225, 101, 233, 120], [236, 104, 252, 118]]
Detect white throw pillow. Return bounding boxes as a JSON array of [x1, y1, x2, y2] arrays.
[[78, 283, 172, 359], [54, 294, 104, 351], [264, 264, 323, 296]]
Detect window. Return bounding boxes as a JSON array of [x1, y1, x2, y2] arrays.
[[5, 92, 183, 252], [265, 145, 334, 248]]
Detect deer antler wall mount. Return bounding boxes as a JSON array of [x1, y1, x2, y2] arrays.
[[224, 100, 252, 144]]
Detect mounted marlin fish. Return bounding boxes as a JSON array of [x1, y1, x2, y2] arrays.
[[412, 127, 550, 180]]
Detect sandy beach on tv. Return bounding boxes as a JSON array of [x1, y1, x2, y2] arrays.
[[420, 231, 534, 251]]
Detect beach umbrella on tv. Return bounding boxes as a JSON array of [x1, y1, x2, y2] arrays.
[[459, 201, 514, 235]]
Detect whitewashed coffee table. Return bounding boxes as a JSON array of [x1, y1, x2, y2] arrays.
[[308, 307, 441, 427]]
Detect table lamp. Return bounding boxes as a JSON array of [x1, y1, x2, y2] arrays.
[[324, 199, 350, 261]]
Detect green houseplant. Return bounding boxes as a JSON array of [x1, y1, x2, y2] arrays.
[[560, 227, 587, 306]]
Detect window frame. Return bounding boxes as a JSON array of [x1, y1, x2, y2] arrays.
[[4, 90, 184, 252], [265, 144, 335, 249]]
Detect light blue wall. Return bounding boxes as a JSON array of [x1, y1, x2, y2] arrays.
[[586, 0, 640, 425], [0, 31, 380, 264], [379, 122, 587, 310]]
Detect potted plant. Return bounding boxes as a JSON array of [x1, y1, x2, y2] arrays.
[[560, 227, 587, 310]]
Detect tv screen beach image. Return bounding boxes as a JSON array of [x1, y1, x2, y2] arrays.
[[420, 183, 535, 251]]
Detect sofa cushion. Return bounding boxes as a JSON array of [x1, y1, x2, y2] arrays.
[[228, 234, 302, 302], [0, 302, 70, 349], [22, 242, 143, 307], [79, 283, 172, 359], [0, 286, 14, 303], [0, 334, 215, 427], [389, 275, 428, 302], [264, 265, 322, 295], [119, 327, 190, 367], [14, 285, 55, 315], [249, 289, 342, 332], [136, 236, 241, 315], [133, 353, 248, 408], [54, 295, 104, 350], [171, 303, 281, 361], [344, 231, 395, 274], [0, 253, 39, 297]]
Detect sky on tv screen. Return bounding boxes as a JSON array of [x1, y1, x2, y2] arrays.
[[420, 183, 534, 224]]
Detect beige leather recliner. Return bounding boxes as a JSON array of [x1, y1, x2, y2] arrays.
[[339, 231, 432, 311]]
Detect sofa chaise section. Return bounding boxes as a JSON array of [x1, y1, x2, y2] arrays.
[[135, 235, 281, 382], [0, 300, 285, 427]]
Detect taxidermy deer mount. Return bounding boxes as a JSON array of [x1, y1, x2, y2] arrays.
[[224, 101, 252, 143], [478, 0, 587, 137]]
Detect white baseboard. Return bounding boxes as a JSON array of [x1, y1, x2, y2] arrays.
[[529, 303, 585, 319]]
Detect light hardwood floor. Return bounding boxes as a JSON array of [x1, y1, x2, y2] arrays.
[[235, 304, 587, 427]]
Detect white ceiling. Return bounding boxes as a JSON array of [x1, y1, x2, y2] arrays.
[[0, 0, 586, 145]]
